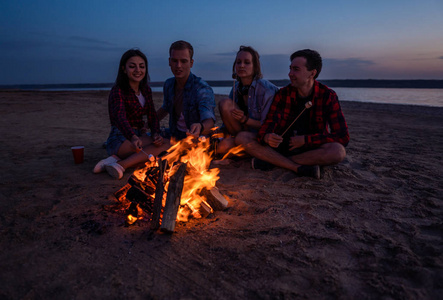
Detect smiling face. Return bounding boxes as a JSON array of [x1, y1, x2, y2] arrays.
[[169, 49, 194, 82], [235, 51, 254, 84], [288, 56, 316, 89], [123, 56, 146, 86]]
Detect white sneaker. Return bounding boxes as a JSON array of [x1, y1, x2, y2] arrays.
[[105, 162, 125, 179], [93, 156, 118, 173]]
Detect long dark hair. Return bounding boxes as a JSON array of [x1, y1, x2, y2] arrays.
[[115, 49, 150, 91], [232, 45, 263, 81]]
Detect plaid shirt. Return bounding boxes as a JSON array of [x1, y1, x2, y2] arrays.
[[257, 81, 349, 148], [108, 85, 160, 141]]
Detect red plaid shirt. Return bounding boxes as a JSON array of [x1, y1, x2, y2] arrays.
[[257, 81, 349, 148], [108, 85, 160, 140]]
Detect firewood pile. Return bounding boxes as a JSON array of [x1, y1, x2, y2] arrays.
[[113, 136, 229, 233]]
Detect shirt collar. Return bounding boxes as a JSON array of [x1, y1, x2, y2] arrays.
[[183, 72, 195, 90]]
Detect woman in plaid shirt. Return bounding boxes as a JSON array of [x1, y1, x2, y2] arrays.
[[93, 49, 170, 179]]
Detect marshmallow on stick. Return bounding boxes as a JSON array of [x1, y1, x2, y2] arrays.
[[139, 149, 155, 162], [280, 101, 313, 137]]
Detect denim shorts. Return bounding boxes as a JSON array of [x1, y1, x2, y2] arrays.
[[106, 126, 143, 156]]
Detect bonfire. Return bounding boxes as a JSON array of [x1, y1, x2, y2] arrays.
[[112, 134, 232, 233]]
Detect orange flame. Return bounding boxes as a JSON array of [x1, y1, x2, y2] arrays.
[[162, 136, 219, 218], [220, 144, 245, 160], [126, 214, 138, 225]]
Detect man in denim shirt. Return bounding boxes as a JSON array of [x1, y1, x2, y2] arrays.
[[157, 40, 216, 140]]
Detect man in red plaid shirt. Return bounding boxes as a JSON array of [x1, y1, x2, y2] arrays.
[[236, 49, 349, 179]]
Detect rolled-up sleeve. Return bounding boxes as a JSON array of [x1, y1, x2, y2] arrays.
[[197, 86, 216, 122]]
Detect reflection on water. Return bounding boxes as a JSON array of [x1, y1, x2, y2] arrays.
[[63, 86, 440, 108], [334, 88, 443, 107], [152, 86, 443, 107]]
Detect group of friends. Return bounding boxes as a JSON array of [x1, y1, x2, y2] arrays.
[[93, 40, 350, 180]]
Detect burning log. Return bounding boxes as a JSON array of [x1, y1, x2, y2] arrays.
[[125, 185, 154, 213], [129, 168, 157, 194], [203, 186, 228, 211], [114, 183, 131, 202], [197, 201, 212, 218], [161, 162, 187, 233], [150, 158, 168, 230]]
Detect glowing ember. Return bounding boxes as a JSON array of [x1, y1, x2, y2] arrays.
[[126, 214, 138, 225]]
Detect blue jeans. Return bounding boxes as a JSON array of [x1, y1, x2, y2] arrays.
[[106, 126, 143, 156]]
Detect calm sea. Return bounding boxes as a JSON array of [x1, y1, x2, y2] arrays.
[[18, 85, 443, 107], [151, 86, 443, 107]]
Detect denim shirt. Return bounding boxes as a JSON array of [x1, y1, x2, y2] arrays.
[[229, 78, 279, 126], [162, 73, 216, 138]]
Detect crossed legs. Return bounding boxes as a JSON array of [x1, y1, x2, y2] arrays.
[[235, 131, 346, 173]]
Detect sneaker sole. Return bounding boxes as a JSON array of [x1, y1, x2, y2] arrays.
[[105, 164, 123, 179]]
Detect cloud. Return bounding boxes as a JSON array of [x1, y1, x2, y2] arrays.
[[259, 54, 292, 80], [65, 36, 126, 52], [324, 58, 375, 67], [320, 58, 377, 79], [0, 57, 116, 85], [1, 39, 51, 50], [439, 56, 443, 60], [1, 33, 124, 55], [68, 36, 115, 46], [66, 43, 126, 52]]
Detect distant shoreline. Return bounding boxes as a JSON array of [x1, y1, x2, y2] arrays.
[[1, 79, 443, 90]]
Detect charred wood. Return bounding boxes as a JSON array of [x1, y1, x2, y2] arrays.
[[126, 186, 154, 214], [151, 158, 168, 230], [202, 186, 228, 211], [161, 163, 187, 233]]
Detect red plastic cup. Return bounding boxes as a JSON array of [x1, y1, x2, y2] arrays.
[[71, 146, 84, 164]]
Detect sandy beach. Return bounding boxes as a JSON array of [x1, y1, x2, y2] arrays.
[[0, 89, 442, 299]]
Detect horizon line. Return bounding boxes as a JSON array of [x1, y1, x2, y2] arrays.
[[2, 79, 443, 86]]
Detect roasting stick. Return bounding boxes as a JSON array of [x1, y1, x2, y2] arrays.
[[139, 149, 155, 162], [232, 72, 237, 104], [280, 101, 313, 137]]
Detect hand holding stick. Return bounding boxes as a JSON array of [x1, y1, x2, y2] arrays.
[[281, 101, 312, 137]]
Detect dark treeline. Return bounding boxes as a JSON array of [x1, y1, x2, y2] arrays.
[[318, 80, 443, 89], [208, 79, 443, 89], [2, 80, 443, 90]]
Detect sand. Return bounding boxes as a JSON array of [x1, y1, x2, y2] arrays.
[[0, 90, 442, 299]]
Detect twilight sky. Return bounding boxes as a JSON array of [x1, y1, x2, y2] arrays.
[[1, 0, 443, 85]]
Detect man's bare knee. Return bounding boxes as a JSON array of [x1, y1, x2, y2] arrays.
[[327, 143, 346, 164]]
